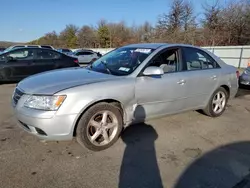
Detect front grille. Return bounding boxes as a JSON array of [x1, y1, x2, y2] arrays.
[[13, 88, 24, 105]]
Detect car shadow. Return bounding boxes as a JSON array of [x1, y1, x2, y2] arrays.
[[174, 141, 250, 188], [236, 87, 250, 98], [118, 107, 250, 188], [0, 81, 18, 85], [118, 105, 164, 188]]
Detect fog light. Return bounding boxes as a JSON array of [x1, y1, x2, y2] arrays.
[[35, 127, 47, 136]]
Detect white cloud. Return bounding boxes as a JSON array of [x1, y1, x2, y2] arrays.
[[18, 28, 23, 32]]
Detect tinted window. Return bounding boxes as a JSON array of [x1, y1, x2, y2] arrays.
[[27, 45, 39, 48], [35, 49, 60, 59], [148, 48, 180, 73], [183, 47, 219, 70], [83, 52, 93, 55], [62, 49, 71, 52], [76, 51, 93, 56], [7, 49, 34, 60]]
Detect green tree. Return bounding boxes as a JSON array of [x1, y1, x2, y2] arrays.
[[59, 24, 78, 48], [97, 20, 110, 48]]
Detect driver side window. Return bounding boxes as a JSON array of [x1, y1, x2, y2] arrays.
[[7, 49, 34, 60], [148, 48, 180, 73]]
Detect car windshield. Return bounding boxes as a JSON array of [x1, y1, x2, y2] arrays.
[[3, 46, 13, 52], [87, 47, 154, 76]]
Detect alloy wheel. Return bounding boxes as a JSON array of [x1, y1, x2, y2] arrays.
[[86, 110, 119, 146]]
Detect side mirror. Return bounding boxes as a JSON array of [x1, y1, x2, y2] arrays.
[[6, 56, 14, 62], [142, 66, 164, 76]]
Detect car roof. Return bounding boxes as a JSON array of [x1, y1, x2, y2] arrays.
[[123, 43, 199, 50], [74, 49, 93, 52], [124, 43, 168, 49], [3, 47, 56, 52]]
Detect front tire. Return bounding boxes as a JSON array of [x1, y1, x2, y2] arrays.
[[76, 102, 123, 151], [203, 87, 228, 117]]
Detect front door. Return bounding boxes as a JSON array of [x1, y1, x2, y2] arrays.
[[1, 48, 34, 81], [134, 47, 188, 121]]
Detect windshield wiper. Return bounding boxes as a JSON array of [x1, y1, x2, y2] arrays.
[[100, 61, 112, 74]]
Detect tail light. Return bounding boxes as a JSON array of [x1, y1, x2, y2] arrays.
[[236, 70, 240, 79], [74, 59, 79, 64]]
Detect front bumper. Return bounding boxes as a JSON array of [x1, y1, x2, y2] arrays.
[[12, 93, 78, 141]]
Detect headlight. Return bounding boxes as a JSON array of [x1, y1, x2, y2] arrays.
[[24, 95, 66, 111]]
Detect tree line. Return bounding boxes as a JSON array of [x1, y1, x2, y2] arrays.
[[28, 0, 250, 48]]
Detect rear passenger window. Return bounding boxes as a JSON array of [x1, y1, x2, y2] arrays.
[[35, 49, 60, 59], [183, 47, 219, 70]]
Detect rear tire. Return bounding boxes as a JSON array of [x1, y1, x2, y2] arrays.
[[76, 102, 123, 151], [203, 87, 228, 117]]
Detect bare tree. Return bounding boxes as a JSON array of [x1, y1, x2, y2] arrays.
[[78, 25, 97, 48], [202, 0, 222, 46], [182, 1, 196, 44], [26, 0, 250, 48]]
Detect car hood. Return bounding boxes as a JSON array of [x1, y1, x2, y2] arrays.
[[17, 67, 117, 95]]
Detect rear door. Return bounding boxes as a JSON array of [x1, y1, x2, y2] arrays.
[[180, 47, 221, 109], [1, 48, 34, 80], [31, 49, 61, 75]]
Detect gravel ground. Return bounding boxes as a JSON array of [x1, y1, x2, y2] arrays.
[[0, 84, 250, 188]]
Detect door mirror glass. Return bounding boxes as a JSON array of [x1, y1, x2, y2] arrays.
[[143, 66, 164, 76]]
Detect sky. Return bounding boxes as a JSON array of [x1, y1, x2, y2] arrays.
[[0, 0, 227, 42]]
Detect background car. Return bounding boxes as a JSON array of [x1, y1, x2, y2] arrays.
[[73, 49, 100, 65], [57, 48, 74, 56], [3, 45, 54, 53], [0, 47, 79, 82], [239, 66, 250, 88], [12, 43, 239, 151]]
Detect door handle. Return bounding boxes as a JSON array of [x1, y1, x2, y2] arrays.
[[177, 79, 186, 85]]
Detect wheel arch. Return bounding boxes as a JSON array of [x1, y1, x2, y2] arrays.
[[220, 85, 230, 99], [72, 98, 126, 137]]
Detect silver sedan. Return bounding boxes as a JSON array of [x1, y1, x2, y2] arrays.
[[12, 43, 239, 151]]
